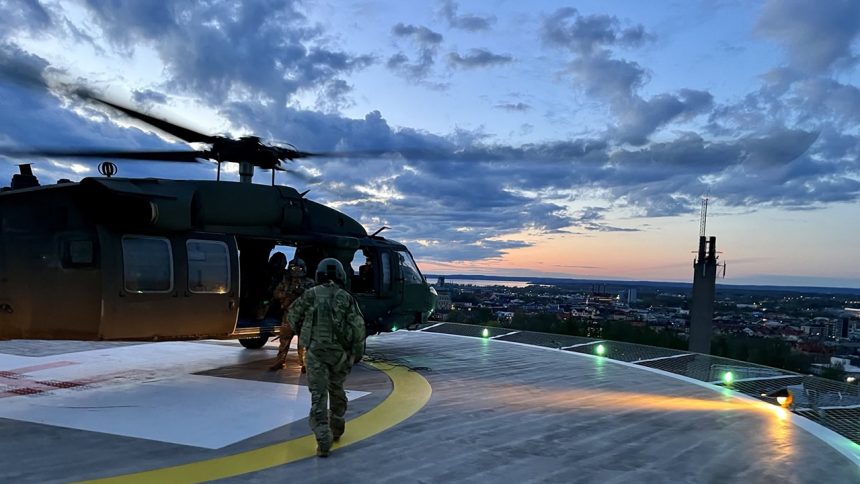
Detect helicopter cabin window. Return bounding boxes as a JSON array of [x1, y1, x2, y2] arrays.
[[397, 250, 424, 284], [187, 240, 230, 294], [351, 248, 376, 293], [122, 236, 173, 293]]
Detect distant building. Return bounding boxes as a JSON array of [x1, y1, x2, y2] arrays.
[[838, 315, 855, 339], [496, 311, 514, 322], [824, 321, 837, 339], [627, 288, 638, 304], [801, 324, 825, 338], [436, 292, 452, 312]]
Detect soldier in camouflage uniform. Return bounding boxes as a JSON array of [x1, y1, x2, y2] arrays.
[[269, 258, 316, 371], [287, 258, 366, 457]]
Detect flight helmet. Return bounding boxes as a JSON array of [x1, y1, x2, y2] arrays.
[[316, 258, 346, 285]]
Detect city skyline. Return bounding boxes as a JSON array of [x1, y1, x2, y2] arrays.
[[1, 1, 859, 288]]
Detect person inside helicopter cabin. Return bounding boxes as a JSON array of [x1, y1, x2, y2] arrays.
[[357, 250, 374, 293], [287, 258, 366, 458], [257, 252, 288, 321], [269, 257, 316, 372]]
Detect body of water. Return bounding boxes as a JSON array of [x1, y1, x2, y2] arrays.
[[441, 279, 531, 288]]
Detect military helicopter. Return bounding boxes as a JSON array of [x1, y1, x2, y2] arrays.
[[0, 86, 437, 348]]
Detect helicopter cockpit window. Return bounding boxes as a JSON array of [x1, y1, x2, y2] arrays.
[[380, 252, 392, 293], [187, 240, 230, 294], [397, 250, 424, 284], [122, 236, 173, 293]]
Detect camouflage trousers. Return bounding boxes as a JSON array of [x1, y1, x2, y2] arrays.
[[305, 348, 350, 452], [274, 320, 305, 368]]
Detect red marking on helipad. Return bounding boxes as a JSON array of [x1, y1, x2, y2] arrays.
[[0, 370, 133, 399]]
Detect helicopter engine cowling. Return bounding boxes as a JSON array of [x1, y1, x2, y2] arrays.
[[192, 182, 301, 228], [81, 178, 194, 231]]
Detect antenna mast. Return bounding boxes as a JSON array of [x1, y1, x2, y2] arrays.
[[699, 195, 709, 237]]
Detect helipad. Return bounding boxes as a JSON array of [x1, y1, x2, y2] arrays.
[[0, 330, 857, 483]]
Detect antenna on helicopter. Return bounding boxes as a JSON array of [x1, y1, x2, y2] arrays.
[[371, 226, 390, 237], [98, 161, 117, 178]]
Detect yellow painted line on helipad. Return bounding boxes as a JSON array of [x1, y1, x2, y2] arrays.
[[79, 362, 431, 484]]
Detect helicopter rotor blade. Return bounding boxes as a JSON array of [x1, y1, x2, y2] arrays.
[[80, 95, 218, 144], [274, 163, 324, 184], [285, 149, 415, 160], [0, 148, 209, 163], [282, 148, 477, 161]]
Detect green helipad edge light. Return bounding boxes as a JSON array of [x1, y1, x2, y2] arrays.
[[723, 371, 734, 384], [482, 328, 489, 338], [595, 344, 606, 356]]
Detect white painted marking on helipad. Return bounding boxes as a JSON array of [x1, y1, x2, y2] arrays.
[[0, 342, 268, 390], [0, 342, 370, 448], [490, 331, 520, 339], [0, 374, 367, 449]]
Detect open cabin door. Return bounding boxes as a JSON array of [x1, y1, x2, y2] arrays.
[[98, 231, 240, 340], [347, 246, 396, 333]]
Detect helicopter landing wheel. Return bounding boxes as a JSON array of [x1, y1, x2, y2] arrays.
[[239, 336, 268, 350]]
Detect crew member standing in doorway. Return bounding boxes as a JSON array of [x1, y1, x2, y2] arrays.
[[269, 257, 315, 372]]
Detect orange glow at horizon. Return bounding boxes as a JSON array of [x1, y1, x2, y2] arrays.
[[411, 203, 860, 286], [416, 229, 694, 281]]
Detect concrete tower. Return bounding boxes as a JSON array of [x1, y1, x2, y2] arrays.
[[689, 235, 718, 353]]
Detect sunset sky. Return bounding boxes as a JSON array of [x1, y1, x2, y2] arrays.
[[1, 1, 859, 287]]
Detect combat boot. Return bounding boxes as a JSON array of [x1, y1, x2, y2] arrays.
[[268, 360, 285, 371], [316, 446, 329, 458], [331, 413, 345, 442]]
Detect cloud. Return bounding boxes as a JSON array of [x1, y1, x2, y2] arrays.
[[79, 0, 373, 105], [388, 23, 444, 80], [447, 49, 513, 69], [708, 70, 860, 140], [542, 7, 652, 55], [756, 0, 860, 72], [540, 9, 709, 145], [571, 206, 639, 232], [217, 92, 682, 248], [391, 23, 444, 45], [214, 101, 613, 260], [599, 128, 860, 216], [440, 0, 495, 32], [615, 89, 714, 145], [495, 102, 531, 112], [541, 8, 715, 145], [569, 53, 713, 144], [0, 43, 202, 187], [132, 89, 168, 105], [568, 51, 646, 102], [0, 0, 53, 35]]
